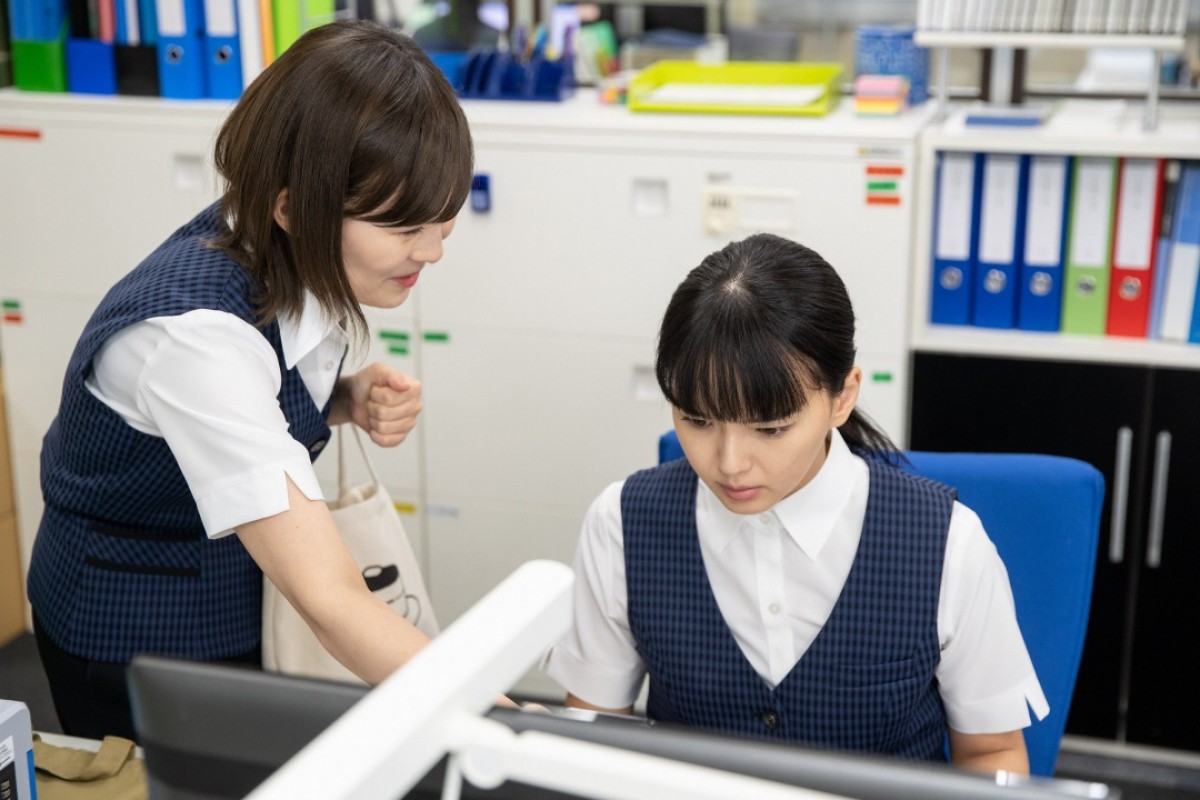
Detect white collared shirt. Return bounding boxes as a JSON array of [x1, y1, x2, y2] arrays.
[[547, 430, 1049, 735], [86, 291, 349, 538]]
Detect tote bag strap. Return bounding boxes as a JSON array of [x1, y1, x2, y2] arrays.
[[336, 424, 383, 497]]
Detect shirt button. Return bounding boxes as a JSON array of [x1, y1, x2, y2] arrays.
[[758, 513, 772, 525], [761, 710, 780, 730], [324, 361, 335, 371], [768, 602, 781, 615]]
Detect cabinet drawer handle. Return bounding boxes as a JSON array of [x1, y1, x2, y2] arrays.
[[1146, 431, 1172, 569], [1109, 426, 1133, 564]]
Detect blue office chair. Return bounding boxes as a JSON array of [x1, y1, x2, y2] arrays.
[[658, 431, 1104, 777]]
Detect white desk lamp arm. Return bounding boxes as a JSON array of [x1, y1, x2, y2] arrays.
[[246, 560, 575, 800], [444, 711, 853, 800]]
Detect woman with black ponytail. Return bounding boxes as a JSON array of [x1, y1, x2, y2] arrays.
[[548, 234, 1046, 775]]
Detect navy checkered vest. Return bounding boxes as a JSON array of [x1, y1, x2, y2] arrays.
[[28, 203, 336, 663], [623, 456, 954, 760]]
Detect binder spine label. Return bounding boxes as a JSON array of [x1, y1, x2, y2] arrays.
[[978, 154, 1021, 266], [1025, 156, 1068, 267], [935, 153, 975, 261], [1113, 159, 1160, 270], [1070, 158, 1116, 269]]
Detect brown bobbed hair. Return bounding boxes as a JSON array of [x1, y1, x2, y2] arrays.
[[212, 19, 474, 342]]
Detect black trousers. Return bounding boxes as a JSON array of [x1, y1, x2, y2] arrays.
[[33, 615, 260, 741]]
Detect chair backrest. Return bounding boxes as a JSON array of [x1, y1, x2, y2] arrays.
[[657, 431, 1105, 777]]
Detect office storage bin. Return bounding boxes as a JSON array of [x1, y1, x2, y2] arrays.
[[628, 61, 842, 116]]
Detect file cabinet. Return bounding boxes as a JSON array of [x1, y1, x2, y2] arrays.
[[907, 101, 1200, 753], [0, 94, 228, 620], [0, 370, 24, 646], [0, 89, 931, 698], [910, 353, 1200, 752]]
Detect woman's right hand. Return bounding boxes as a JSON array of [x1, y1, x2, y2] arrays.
[[330, 362, 422, 447]]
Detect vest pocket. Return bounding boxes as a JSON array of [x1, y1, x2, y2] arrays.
[[818, 655, 932, 751], [73, 556, 206, 659], [84, 523, 203, 576], [83, 556, 200, 577], [830, 654, 925, 689], [92, 519, 198, 542]]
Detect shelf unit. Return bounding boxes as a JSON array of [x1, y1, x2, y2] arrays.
[[909, 98, 1200, 368], [915, 31, 1186, 49], [908, 100, 1200, 751], [914, 30, 1188, 130]]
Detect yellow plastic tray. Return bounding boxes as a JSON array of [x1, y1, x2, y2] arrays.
[[628, 61, 843, 116]]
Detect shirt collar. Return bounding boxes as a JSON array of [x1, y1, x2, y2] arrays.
[[278, 291, 346, 370], [700, 428, 860, 559]]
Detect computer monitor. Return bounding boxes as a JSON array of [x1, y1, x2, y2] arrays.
[[129, 656, 368, 800], [128, 655, 1115, 800]]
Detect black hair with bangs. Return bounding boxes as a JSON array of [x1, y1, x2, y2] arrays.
[[656, 233, 899, 457]]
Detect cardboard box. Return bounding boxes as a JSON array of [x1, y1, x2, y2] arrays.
[[0, 370, 26, 646], [0, 372, 12, 516]]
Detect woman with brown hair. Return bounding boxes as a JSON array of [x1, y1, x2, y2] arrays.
[[27, 19, 474, 740]]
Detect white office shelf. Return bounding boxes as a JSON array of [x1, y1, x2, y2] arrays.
[[911, 326, 1200, 369], [918, 28, 1187, 131], [914, 31, 1186, 51], [908, 100, 1200, 371], [923, 101, 1200, 159]]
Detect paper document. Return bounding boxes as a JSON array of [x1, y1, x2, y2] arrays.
[[642, 82, 826, 108]]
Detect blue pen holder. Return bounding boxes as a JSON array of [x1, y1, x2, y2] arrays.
[[453, 45, 574, 102], [428, 50, 469, 84], [855, 24, 929, 105]]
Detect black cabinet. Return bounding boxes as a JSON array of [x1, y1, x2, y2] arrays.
[[910, 352, 1200, 752]]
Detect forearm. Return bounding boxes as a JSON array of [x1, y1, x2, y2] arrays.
[[239, 477, 426, 684], [301, 580, 430, 684], [565, 693, 633, 715], [948, 729, 1030, 775]]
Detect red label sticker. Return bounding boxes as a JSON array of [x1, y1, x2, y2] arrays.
[[0, 128, 42, 140]]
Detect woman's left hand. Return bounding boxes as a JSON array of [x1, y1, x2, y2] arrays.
[[336, 362, 422, 447]]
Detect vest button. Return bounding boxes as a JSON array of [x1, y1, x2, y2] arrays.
[[761, 710, 780, 730], [309, 438, 328, 455]]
